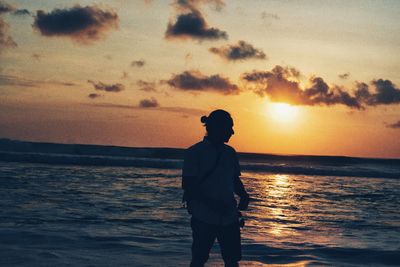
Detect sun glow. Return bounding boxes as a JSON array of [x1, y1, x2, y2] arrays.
[[268, 103, 299, 123]]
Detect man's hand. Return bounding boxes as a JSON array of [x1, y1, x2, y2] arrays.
[[238, 193, 249, 211]]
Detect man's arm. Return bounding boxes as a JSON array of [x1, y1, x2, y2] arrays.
[[182, 175, 196, 203], [182, 148, 198, 200], [234, 176, 249, 210]]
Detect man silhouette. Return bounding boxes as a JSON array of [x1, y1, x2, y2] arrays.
[[182, 109, 249, 267]]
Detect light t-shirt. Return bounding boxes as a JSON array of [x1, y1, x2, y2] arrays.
[[182, 137, 241, 225]]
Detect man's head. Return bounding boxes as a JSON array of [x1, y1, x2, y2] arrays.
[[201, 109, 234, 143]]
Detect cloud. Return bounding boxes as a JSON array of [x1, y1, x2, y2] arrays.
[[370, 79, 400, 105], [137, 80, 156, 92], [242, 65, 400, 109], [175, 0, 225, 12], [242, 65, 305, 103], [61, 82, 76, 86], [209, 40, 266, 61], [87, 102, 206, 116], [139, 97, 159, 108], [387, 120, 400, 129], [0, 74, 36, 87], [166, 70, 238, 95], [88, 93, 101, 99], [0, 2, 30, 16], [32, 53, 41, 60], [261, 12, 279, 20], [0, 1, 18, 50], [338, 72, 350, 79], [0, 18, 17, 49], [354, 79, 400, 106], [88, 80, 124, 92], [158, 106, 205, 116], [242, 65, 362, 109], [165, 9, 227, 40], [304, 77, 361, 109], [12, 9, 31, 16], [0, 1, 13, 14], [0, 74, 76, 87], [32, 5, 118, 44], [131, 60, 145, 67]]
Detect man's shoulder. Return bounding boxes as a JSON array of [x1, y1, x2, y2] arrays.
[[187, 141, 204, 150], [223, 144, 237, 154], [185, 141, 206, 155]]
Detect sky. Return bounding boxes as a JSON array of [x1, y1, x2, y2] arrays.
[[0, 0, 399, 158]]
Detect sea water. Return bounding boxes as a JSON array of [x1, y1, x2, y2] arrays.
[[0, 161, 399, 266]]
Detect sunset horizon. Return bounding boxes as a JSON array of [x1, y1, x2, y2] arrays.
[[1, 0, 399, 158], [1, 2, 400, 265]]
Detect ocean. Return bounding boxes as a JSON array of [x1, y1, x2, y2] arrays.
[[0, 140, 399, 266]]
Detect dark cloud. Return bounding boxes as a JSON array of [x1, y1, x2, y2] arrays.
[[165, 9, 227, 40], [338, 72, 350, 79], [209, 40, 266, 61], [88, 80, 124, 92], [387, 120, 400, 129], [242, 65, 400, 109], [166, 70, 238, 95], [0, 2, 30, 16], [139, 97, 159, 108], [12, 9, 31, 16], [32, 5, 118, 44], [0, 1, 13, 14], [304, 78, 361, 109], [88, 93, 101, 99], [137, 80, 156, 92], [370, 79, 400, 105], [354, 79, 400, 106], [131, 60, 145, 67], [242, 65, 301, 83]]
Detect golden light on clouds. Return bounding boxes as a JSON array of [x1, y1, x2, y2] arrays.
[[0, 0, 399, 158]]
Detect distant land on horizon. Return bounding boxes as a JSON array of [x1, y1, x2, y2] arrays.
[[1, 138, 399, 163]]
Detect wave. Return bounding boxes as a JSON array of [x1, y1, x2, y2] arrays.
[[1, 151, 398, 179], [243, 243, 400, 266], [240, 162, 400, 179]]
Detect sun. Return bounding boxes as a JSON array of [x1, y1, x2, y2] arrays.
[[268, 103, 299, 123]]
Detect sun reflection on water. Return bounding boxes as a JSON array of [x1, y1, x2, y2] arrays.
[[268, 174, 292, 237], [243, 171, 367, 249]]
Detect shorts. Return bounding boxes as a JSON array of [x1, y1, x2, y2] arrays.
[[190, 216, 242, 265]]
